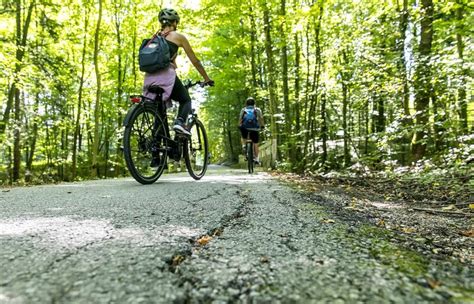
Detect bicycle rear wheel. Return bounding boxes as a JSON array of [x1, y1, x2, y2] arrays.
[[184, 119, 209, 180], [123, 104, 167, 184], [247, 142, 254, 173]]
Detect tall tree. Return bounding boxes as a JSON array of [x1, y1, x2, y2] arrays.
[[262, 3, 278, 167], [279, 0, 291, 161], [11, 0, 35, 181], [72, 11, 89, 180], [396, 0, 412, 164], [91, 0, 103, 177], [455, 0, 468, 134], [412, 0, 434, 161]]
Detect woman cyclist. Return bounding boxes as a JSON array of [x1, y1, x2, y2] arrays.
[[143, 8, 214, 136]]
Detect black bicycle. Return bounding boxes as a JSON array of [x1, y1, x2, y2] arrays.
[[241, 127, 260, 174], [122, 81, 209, 184]]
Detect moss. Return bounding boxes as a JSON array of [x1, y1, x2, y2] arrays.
[[357, 225, 429, 277], [299, 202, 331, 219]]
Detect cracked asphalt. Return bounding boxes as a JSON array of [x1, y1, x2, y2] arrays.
[[0, 166, 472, 303]]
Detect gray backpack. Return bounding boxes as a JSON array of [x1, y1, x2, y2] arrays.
[[138, 33, 170, 73]]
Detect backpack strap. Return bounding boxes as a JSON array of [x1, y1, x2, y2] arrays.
[[159, 30, 178, 62], [144, 31, 160, 48]]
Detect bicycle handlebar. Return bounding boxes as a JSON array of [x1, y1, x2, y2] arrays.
[[184, 80, 214, 89]]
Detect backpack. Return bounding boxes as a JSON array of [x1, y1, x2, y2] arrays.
[[242, 106, 259, 129], [138, 33, 170, 73]]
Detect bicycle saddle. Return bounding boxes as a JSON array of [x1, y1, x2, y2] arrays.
[[148, 85, 164, 94]]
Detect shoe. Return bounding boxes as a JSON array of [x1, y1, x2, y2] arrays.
[[173, 118, 191, 136]]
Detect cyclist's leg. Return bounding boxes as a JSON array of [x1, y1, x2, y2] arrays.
[[169, 76, 192, 133], [250, 131, 260, 163], [240, 127, 249, 155]]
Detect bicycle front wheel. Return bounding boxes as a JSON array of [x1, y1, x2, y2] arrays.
[[123, 104, 167, 184], [184, 119, 209, 180], [247, 142, 254, 174]]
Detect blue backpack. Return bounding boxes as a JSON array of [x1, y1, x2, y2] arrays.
[[242, 106, 259, 129]]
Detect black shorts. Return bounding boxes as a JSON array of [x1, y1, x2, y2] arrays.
[[240, 127, 259, 143]]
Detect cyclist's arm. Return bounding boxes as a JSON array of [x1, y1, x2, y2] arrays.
[[177, 33, 212, 82], [257, 108, 265, 128], [239, 109, 244, 126]]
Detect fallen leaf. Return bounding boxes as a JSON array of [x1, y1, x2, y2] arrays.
[[321, 219, 335, 224], [172, 255, 185, 266], [469, 204, 474, 209], [377, 219, 385, 227], [441, 204, 455, 211], [427, 278, 441, 289], [459, 229, 474, 237], [401, 227, 416, 234], [212, 228, 223, 237], [260, 256, 269, 263], [197, 235, 212, 246]]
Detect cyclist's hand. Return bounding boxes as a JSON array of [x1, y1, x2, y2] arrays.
[[204, 79, 215, 87]]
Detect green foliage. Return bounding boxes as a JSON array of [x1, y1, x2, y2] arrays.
[[0, 0, 472, 184]]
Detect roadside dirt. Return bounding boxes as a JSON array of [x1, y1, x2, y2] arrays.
[[277, 173, 473, 265]]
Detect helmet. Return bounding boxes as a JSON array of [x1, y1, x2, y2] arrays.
[[245, 97, 255, 106], [159, 8, 180, 24]]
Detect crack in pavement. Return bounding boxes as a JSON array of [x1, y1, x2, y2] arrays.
[[164, 185, 253, 285]]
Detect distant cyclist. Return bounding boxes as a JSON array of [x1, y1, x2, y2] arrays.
[[143, 8, 214, 136], [239, 97, 264, 164]]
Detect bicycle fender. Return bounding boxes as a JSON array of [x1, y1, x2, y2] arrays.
[[123, 104, 139, 127]]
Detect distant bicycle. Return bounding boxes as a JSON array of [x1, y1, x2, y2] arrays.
[[123, 81, 210, 184], [241, 127, 261, 174]]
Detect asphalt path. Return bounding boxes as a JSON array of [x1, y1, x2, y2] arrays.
[[0, 166, 471, 303]]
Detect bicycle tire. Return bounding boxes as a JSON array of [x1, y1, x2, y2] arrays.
[[184, 119, 209, 180], [123, 104, 168, 184], [247, 142, 254, 173]]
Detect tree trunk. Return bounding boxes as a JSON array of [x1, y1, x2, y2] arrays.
[[293, 32, 301, 169], [302, 23, 311, 166], [412, 0, 434, 161], [320, 92, 328, 168], [341, 50, 351, 167], [249, 4, 258, 89], [279, 0, 291, 162], [132, 4, 138, 88], [13, 88, 21, 181], [263, 5, 278, 167], [26, 94, 39, 182], [397, 0, 412, 164], [72, 13, 89, 180], [364, 99, 369, 155], [114, 2, 124, 177], [311, 4, 323, 158], [91, 0, 103, 177], [376, 91, 385, 133], [456, 1, 468, 134], [10, 0, 35, 181]]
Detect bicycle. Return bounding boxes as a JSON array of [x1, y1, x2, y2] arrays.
[[122, 81, 209, 184], [241, 127, 260, 174]]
